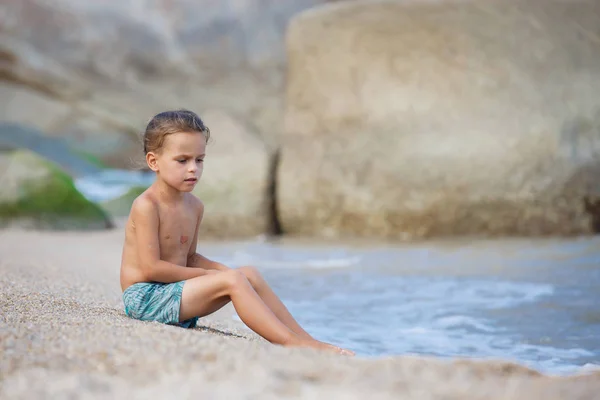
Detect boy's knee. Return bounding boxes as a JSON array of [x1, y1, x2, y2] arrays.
[[224, 269, 248, 289], [239, 266, 262, 286]]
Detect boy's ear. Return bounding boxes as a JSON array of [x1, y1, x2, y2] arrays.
[[146, 152, 159, 172]]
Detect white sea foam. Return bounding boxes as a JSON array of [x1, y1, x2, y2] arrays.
[[74, 169, 155, 203], [214, 249, 361, 270], [275, 271, 597, 375], [74, 180, 131, 203], [434, 315, 497, 333]]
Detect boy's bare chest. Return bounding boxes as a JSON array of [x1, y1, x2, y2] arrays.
[[157, 207, 197, 260]]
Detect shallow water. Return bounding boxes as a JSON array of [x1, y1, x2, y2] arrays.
[[200, 236, 600, 376], [75, 169, 156, 203], [76, 170, 600, 375]]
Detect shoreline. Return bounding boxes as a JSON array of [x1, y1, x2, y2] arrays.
[[102, 216, 600, 250], [1, 228, 599, 399]]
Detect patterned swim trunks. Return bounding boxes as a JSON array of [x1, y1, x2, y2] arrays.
[[122, 281, 198, 328]]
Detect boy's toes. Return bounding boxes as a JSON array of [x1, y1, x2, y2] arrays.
[[333, 346, 355, 356]]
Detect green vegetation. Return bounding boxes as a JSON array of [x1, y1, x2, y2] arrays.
[[0, 150, 112, 230]]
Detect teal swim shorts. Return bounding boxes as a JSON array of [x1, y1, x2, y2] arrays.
[[123, 281, 199, 329]]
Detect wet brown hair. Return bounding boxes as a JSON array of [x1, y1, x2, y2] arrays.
[[143, 109, 211, 154]]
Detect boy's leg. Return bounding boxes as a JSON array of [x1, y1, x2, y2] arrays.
[[237, 266, 314, 340], [236, 267, 354, 355], [180, 269, 298, 345], [179, 269, 352, 354], [190, 255, 314, 339]]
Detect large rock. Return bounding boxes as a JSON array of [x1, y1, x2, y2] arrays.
[[278, 0, 600, 240], [0, 0, 335, 167], [193, 110, 271, 238], [0, 150, 113, 230]]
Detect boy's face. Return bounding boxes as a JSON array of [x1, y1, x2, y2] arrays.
[[147, 131, 206, 192]]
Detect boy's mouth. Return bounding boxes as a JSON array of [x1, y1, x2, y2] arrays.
[[184, 177, 198, 183]]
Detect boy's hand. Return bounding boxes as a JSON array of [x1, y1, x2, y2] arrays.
[[201, 268, 221, 275], [187, 253, 230, 272]]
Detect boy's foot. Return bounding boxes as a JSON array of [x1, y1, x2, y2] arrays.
[[338, 348, 356, 356], [318, 340, 355, 356], [289, 339, 355, 356], [327, 344, 356, 356]]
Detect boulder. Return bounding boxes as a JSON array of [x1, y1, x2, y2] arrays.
[[0, 150, 113, 230], [0, 0, 337, 168], [193, 110, 271, 238], [278, 0, 600, 239]]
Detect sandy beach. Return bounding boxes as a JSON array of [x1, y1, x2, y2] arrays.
[[0, 228, 599, 399]]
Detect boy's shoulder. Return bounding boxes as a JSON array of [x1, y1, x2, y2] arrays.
[[128, 190, 204, 221], [185, 192, 204, 216], [126, 190, 159, 232], [130, 190, 159, 218]]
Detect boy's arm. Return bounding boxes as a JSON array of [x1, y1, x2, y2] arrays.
[[187, 253, 230, 271], [133, 197, 209, 283], [186, 198, 230, 272]]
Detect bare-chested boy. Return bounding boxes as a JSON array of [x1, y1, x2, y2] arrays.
[[120, 109, 354, 356]]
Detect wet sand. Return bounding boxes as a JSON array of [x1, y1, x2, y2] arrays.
[[1, 228, 599, 399]]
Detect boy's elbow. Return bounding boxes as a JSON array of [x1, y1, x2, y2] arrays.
[[141, 260, 160, 281]]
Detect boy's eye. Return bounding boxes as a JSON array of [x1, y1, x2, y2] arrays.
[[177, 159, 186, 164], [196, 158, 204, 163]]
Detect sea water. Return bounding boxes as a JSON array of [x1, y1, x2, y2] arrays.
[[202, 235, 600, 376], [76, 171, 600, 376], [75, 169, 156, 203]]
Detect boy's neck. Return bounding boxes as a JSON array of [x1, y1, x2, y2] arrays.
[[152, 179, 185, 205]]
